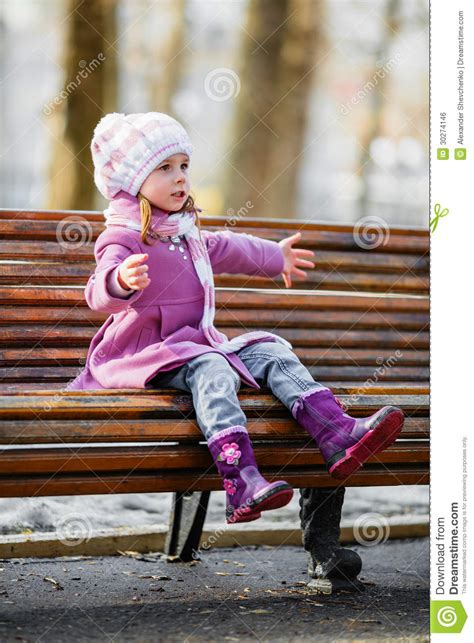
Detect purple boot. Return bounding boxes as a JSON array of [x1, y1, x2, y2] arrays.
[[291, 388, 404, 480], [208, 426, 294, 524]]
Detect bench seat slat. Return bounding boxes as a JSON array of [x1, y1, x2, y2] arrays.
[[0, 443, 428, 477], [0, 366, 429, 385], [0, 466, 429, 497], [0, 393, 429, 420], [0, 416, 429, 443], [1, 382, 430, 394]]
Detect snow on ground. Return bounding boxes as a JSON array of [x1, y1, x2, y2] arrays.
[[0, 486, 428, 535]]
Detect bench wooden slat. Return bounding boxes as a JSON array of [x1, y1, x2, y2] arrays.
[[0, 442, 428, 477], [0, 325, 429, 350], [217, 273, 429, 293], [0, 263, 429, 294], [0, 466, 429, 498], [0, 214, 430, 253], [0, 393, 429, 420], [0, 305, 429, 332], [0, 286, 429, 312], [0, 416, 429, 443], [0, 242, 428, 274], [0, 346, 429, 367], [0, 209, 104, 222], [0, 365, 429, 384], [0, 209, 430, 234], [217, 309, 428, 330], [0, 381, 430, 394]]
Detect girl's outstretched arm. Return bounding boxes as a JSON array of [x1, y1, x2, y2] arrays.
[[201, 229, 284, 279]]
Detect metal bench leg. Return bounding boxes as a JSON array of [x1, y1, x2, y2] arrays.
[[299, 486, 364, 594], [165, 491, 211, 562]]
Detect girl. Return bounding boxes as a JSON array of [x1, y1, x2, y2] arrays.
[[69, 112, 404, 524]]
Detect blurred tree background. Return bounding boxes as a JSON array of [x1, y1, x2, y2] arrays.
[[0, 0, 428, 226]]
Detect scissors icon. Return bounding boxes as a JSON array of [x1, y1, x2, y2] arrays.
[[430, 203, 449, 233]]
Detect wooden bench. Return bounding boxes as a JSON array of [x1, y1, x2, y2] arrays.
[[0, 209, 429, 580]]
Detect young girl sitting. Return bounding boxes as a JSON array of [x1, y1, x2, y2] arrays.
[[69, 112, 404, 524]]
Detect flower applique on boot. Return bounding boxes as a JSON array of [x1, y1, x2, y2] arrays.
[[291, 388, 404, 479], [208, 426, 294, 524]]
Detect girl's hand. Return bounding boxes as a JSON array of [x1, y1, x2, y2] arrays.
[[118, 253, 151, 290], [278, 232, 315, 289]]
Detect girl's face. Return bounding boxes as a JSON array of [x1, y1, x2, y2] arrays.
[[139, 153, 190, 212]]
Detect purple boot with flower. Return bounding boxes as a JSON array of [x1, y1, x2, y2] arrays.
[[208, 426, 293, 524], [291, 388, 404, 479]]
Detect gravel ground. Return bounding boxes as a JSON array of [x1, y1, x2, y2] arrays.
[[0, 538, 429, 641]]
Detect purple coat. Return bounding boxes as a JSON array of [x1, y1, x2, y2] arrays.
[[68, 225, 285, 391]]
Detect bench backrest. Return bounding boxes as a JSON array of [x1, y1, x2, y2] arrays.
[[0, 210, 429, 393]]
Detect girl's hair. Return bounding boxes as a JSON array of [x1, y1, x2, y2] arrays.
[[138, 192, 202, 246]]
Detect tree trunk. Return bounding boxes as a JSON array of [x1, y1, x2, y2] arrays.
[[149, 0, 188, 117], [357, 0, 401, 218], [46, 0, 118, 210], [223, 0, 324, 218]]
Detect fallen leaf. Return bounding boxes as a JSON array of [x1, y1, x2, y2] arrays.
[[117, 550, 140, 559], [163, 555, 182, 563], [117, 550, 163, 562], [43, 576, 64, 590]]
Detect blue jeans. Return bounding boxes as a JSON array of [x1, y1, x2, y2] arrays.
[[151, 341, 327, 440]]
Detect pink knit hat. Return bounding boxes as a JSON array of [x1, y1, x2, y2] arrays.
[[91, 112, 193, 199]]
